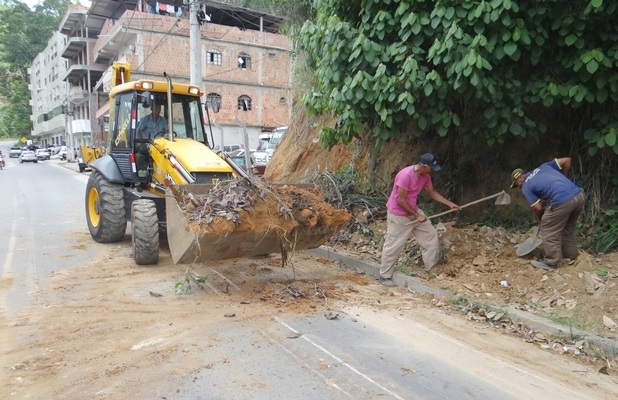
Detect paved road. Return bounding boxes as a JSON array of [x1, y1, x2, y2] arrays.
[[0, 147, 106, 309]]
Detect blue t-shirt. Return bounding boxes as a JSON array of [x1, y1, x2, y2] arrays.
[[521, 159, 581, 208]]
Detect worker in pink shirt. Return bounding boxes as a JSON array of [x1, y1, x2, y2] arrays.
[[379, 153, 460, 286]]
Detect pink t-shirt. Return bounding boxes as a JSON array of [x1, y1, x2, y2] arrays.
[[386, 165, 432, 216]]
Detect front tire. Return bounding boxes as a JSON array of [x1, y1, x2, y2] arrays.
[[85, 172, 127, 242], [131, 199, 159, 265]]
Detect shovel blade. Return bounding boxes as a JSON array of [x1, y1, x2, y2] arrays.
[[516, 227, 543, 257], [494, 191, 511, 205]]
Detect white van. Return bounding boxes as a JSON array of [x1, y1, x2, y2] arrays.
[[254, 127, 287, 165], [253, 133, 272, 165], [214, 144, 244, 153], [265, 126, 287, 163]]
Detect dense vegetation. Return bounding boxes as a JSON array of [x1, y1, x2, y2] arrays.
[[299, 0, 618, 155], [0, 0, 71, 139], [297, 0, 618, 251]]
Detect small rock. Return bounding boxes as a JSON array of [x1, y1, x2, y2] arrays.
[[551, 274, 565, 284], [472, 255, 489, 266], [603, 315, 617, 329]]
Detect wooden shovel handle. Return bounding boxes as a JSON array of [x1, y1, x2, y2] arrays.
[[427, 191, 506, 219]]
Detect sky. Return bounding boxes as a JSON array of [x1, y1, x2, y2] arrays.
[[23, 1, 91, 9]]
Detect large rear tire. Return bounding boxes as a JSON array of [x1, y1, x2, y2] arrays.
[[85, 172, 127, 242], [131, 199, 159, 265]]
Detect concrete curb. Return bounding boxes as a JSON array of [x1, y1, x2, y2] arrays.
[[308, 246, 618, 358]]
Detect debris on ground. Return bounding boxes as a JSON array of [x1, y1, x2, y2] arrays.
[[331, 219, 618, 338]]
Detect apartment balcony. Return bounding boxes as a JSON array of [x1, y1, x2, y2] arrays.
[[64, 63, 107, 85], [62, 36, 97, 59], [59, 5, 88, 35], [32, 114, 65, 137], [69, 86, 89, 104], [94, 17, 137, 64]]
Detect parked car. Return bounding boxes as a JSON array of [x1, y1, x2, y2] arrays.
[[8, 147, 22, 158], [35, 148, 51, 160], [58, 146, 67, 160], [19, 150, 38, 163], [227, 149, 264, 176]]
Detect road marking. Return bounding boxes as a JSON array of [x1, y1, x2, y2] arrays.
[[1, 219, 18, 279], [257, 327, 356, 399], [275, 317, 408, 400], [209, 268, 241, 290]]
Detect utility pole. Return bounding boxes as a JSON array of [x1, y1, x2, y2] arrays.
[[189, 0, 202, 87], [66, 101, 75, 163], [65, 84, 75, 163]]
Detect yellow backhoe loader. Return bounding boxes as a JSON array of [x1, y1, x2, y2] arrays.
[[85, 63, 349, 265], [78, 145, 104, 173]]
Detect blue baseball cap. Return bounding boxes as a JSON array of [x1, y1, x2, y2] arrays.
[[419, 153, 441, 172]]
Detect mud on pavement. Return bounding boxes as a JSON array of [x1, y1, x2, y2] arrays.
[[1, 233, 617, 399]]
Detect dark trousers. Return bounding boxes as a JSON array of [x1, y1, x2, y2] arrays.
[[541, 191, 585, 266]]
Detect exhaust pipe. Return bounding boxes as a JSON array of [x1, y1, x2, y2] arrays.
[[163, 72, 174, 142]]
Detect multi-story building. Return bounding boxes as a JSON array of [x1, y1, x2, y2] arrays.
[[30, 0, 292, 153], [29, 31, 72, 148], [29, 4, 103, 152]]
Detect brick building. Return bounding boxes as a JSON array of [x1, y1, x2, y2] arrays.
[[30, 0, 292, 151]]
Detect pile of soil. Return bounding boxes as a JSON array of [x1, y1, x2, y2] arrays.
[[170, 179, 351, 260], [333, 219, 618, 338]]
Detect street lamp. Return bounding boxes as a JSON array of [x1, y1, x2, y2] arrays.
[[36, 87, 75, 162]]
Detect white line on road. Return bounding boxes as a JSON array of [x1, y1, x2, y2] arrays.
[[257, 327, 356, 399], [209, 268, 242, 291], [275, 317, 409, 400], [1, 217, 18, 280]]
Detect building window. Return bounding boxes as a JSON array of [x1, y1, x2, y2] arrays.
[[237, 53, 251, 70], [206, 92, 222, 111], [279, 97, 287, 105], [269, 52, 276, 59], [237, 95, 252, 111], [207, 49, 222, 65]]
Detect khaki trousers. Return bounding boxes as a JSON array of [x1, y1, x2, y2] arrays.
[[541, 190, 585, 266], [379, 211, 439, 278]]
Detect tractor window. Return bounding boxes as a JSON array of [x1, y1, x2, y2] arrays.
[[134, 94, 207, 144], [172, 95, 207, 143], [111, 93, 134, 150]]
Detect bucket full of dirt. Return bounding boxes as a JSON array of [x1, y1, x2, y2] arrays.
[[166, 179, 351, 264]]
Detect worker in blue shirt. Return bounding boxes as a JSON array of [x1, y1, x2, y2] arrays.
[[510, 157, 585, 270]]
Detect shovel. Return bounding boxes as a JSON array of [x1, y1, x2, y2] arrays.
[[405, 190, 511, 225], [516, 226, 543, 257]]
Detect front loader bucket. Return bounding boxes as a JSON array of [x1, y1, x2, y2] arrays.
[[165, 183, 350, 264]]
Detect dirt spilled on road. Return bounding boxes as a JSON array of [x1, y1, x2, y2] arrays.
[[1, 237, 617, 399]]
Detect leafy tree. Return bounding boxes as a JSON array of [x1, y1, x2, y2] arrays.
[[0, 0, 71, 138], [225, 0, 314, 27], [299, 0, 618, 157]]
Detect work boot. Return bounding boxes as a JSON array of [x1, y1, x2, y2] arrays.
[[531, 260, 556, 271], [379, 278, 396, 287]]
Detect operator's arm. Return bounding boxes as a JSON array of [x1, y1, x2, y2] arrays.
[[136, 118, 146, 139], [396, 188, 426, 222], [530, 200, 544, 220], [424, 186, 460, 210], [556, 157, 572, 176]]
